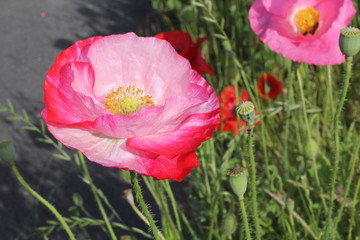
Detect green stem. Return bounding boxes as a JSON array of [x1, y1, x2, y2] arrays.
[[9, 162, 76, 240], [239, 197, 252, 240], [347, 177, 360, 240], [162, 180, 182, 233], [154, 181, 178, 239], [325, 56, 353, 238], [79, 154, 117, 240], [334, 142, 360, 228], [130, 172, 163, 240], [296, 68, 326, 210], [326, 66, 335, 118], [283, 61, 294, 178], [248, 126, 261, 240]]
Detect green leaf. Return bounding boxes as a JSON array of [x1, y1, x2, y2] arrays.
[[52, 153, 70, 161], [6, 99, 15, 112]]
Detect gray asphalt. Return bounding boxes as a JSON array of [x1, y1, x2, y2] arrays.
[[0, 0, 163, 239]]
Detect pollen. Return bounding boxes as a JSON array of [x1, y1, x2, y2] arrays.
[[295, 7, 320, 35], [104, 86, 155, 115]]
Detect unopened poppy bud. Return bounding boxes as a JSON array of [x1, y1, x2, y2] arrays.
[[222, 213, 237, 236], [305, 138, 318, 159], [227, 167, 248, 199], [339, 27, 360, 57], [72, 193, 83, 207], [122, 189, 134, 205], [236, 101, 255, 124], [180, 5, 197, 24], [286, 198, 295, 213], [0, 140, 16, 163]]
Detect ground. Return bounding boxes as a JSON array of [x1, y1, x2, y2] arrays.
[[0, 0, 162, 239]]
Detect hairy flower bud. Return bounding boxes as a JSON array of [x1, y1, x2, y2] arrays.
[[222, 213, 237, 236]]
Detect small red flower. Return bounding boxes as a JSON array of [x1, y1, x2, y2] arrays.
[[219, 86, 258, 136], [154, 31, 214, 75], [257, 73, 283, 99]]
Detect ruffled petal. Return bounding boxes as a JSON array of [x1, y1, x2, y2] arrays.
[[249, 0, 356, 65], [154, 31, 193, 51], [86, 33, 192, 104]]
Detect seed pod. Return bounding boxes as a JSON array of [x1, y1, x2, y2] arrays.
[[236, 101, 255, 124], [339, 27, 360, 57], [227, 167, 248, 199]]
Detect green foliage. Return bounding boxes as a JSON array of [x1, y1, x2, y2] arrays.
[[1, 0, 360, 239]]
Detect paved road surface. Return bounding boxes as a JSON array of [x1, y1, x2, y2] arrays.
[[0, 0, 161, 239]]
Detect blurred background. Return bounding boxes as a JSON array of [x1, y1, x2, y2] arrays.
[[0, 0, 166, 239]]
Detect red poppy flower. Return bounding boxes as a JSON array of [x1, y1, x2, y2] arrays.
[[219, 86, 258, 136], [257, 73, 283, 99], [154, 31, 214, 75]]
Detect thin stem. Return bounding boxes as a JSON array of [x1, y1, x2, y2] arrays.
[[162, 180, 182, 233], [325, 56, 353, 238], [239, 197, 252, 240], [264, 189, 318, 240], [334, 142, 360, 227], [326, 65, 335, 117], [79, 154, 117, 240], [248, 126, 261, 240], [9, 162, 76, 240], [347, 177, 360, 240], [283, 61, 294, 178], [296, 68, 326, 210], [130, 172, 164, 240]]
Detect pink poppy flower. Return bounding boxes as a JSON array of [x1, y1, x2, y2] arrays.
[[257, 73, 283, 99], [154, 31, 214, 75], [219, 86, 259, 136], [249, 0, 356, 65], [41, 33, 219, 181]]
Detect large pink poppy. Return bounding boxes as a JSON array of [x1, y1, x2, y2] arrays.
[[41, 33, 219, 181], [249, 0, 356, 65]]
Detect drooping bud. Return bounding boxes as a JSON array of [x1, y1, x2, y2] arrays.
[[305, 138, 318, 159], [0, 140, 16, 163], [72, 193, 84, 207], [222, 213, 238, 236], [286, 198, 295, 213], [227, 167, 248, 199], [122, 189, 134, 205], [236, 101, 255, 124], [339, 27, 360, 57]]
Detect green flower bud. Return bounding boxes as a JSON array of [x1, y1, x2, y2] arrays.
[[236, 101, 255, 124], [305, 138, 318, 159], [222, 213, 237, 236], [227, 167, 248, 199], [72, 193, 83, 207], [179, 5, 197, 24], [0, 140, 16, 163], [339, 27, 360, 57], [286, 198, 295, 213]]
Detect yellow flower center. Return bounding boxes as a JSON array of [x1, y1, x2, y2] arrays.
[[295, 7, 319, 35], [104, 85, 154, 115]]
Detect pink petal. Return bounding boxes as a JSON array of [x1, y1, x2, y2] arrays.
[[249, 0, 356, 65], [86, 33, 192, 104]]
